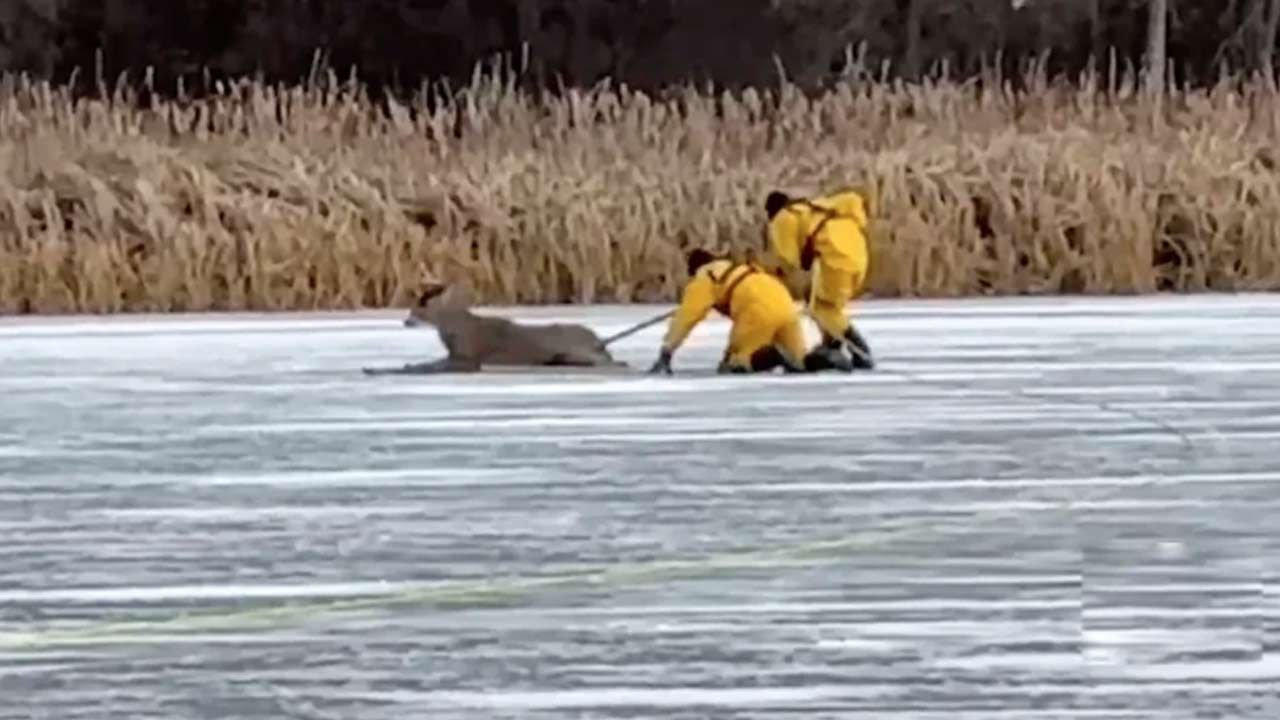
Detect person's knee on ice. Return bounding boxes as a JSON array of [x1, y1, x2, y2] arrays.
[[746, 345, 785, 373], [716, 345, 753, 374], [719, 333, 765, 374], [773, 318, 811, 374], [716, 335, 802, 375]]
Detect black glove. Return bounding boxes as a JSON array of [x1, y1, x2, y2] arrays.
[[648, 348, 673, 375]]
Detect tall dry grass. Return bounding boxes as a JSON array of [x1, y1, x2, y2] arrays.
[[1, 59, 1278, 314]]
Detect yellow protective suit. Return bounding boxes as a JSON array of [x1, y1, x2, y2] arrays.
[[661, 258, 808, 371], [766, 189, 870, 342]]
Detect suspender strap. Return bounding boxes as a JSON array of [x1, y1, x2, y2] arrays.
[[712, 263, 758, 316], [795, 200, 837, 271]]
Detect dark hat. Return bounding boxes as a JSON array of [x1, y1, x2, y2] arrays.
[[765, 191, 790, 219], [686, 248, 715, 277]]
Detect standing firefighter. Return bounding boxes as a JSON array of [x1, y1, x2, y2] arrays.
[[648, 249, 841, 375], [764, 188, 875, 370]]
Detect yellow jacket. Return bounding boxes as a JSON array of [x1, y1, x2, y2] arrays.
[[767, 190, 869, 274], [662, 259, 785, 352]]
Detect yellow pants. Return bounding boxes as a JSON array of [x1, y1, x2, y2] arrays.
[[720, 277, 809, 371], [808, 259, 864, 342]]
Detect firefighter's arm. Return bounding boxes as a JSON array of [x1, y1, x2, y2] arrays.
[[767, 215, 802, 270], [776, 263, 811, 301], [661, 273, 716, 354]]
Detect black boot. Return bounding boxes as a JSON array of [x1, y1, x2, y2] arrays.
[[803, 338, 854, 372], [843, 325, 874, 370], [746, 346, 808, 373], [716, 346, 788, 374]]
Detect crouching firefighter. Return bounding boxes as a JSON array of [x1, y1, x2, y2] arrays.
[[648, 249, 848, 375], [764, 188, 876, 370]]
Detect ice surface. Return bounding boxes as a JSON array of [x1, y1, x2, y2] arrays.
[[1, 294, 1279, 719]]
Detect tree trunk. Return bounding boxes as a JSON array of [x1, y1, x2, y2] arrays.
[[1145, 0, 1167, 96], [904, 0, 924, 80], [1259, 0, 1280, 79], [1089, 0, 1104, 65]]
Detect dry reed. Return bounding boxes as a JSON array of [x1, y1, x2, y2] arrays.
[[1, 59, 1278, 314]]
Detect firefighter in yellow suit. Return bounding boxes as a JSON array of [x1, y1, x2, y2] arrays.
[[764, 188, 875, 370], [648, 249, 841, 375]]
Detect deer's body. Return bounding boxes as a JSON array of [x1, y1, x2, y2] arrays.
[[364, 283, 625, 375]]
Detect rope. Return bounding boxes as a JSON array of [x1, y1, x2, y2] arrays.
[[598, 309, 675, 348]]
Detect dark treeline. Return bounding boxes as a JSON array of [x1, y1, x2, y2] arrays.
[[1, 0, 1277, 97]]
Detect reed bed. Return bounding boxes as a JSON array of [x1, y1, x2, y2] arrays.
[[1, 61, 1278, 314]]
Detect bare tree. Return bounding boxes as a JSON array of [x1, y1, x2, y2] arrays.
[[1087, 0, 1104, 65], [904, 0, 926, 79], [1246, 0, 1280, 78], [1146, 0, 1168, 96], [0, 0, 61, 75]]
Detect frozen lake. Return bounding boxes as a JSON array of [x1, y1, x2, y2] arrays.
[[1, 294, 1279, 719]]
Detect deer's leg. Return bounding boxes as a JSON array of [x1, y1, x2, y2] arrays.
[[546, 346, 615, 366], [364, 354, 480, 375]]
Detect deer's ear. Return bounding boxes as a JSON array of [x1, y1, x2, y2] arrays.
[[446, 282, 474, 305], [418, 283, 447, 306]]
